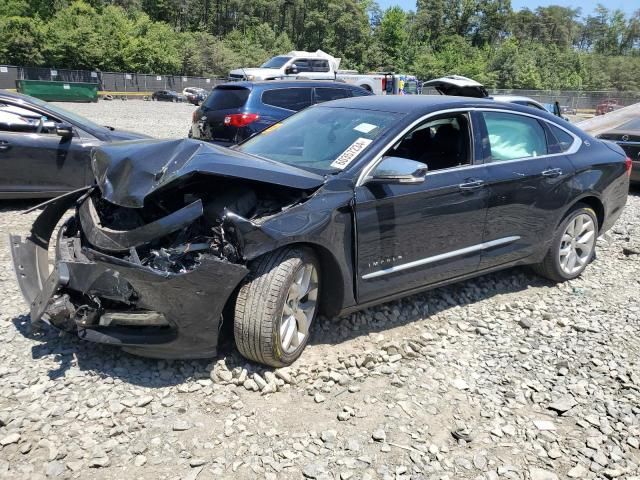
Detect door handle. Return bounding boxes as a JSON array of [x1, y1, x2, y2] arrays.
[[541, 168, 562, 178], [459, 179, 485, 191], [0, 141, 10, 151]]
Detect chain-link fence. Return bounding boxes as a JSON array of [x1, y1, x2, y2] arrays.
[[0, 65, 226, 93], [3, 64, 640, 111], [420, 86, 640, 112]]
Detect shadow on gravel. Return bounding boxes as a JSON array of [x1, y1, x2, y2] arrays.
[[0, 199, 42, 212], [308, 266, 551, 348], [11, 314, 212, 387], [9, 267, 547, 386]]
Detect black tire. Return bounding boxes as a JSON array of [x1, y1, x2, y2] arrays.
[[532, 204, 598, 282], [234, 247, 320, 367]]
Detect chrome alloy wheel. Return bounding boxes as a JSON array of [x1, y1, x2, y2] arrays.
[[280, 263, 319, 353], [558, 213, 596, 275]]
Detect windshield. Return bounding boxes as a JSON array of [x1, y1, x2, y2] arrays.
[[26, 95, 105, 131], [260, 56, 292, 69], [236, 106, 402, 173], [621, 118, 640, 130]]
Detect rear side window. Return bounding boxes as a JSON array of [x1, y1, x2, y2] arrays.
[[203, 87, 249, 110], [351, 88, 371, 97], [314, 87, 351, 103], [262, 88, 313, 111], [482, 111, 548, 161], [312, 60, 330, 72], [293, 59, 312, 72], [547, 123, 575, 153]]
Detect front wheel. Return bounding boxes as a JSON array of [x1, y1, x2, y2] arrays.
[[234, 247, 320, 367], [532, 204, 598, 282]]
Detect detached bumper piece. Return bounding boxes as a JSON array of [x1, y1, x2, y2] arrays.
[[10, 189, 249, 359]]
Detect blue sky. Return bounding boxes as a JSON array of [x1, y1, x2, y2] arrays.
[[376, 0, 637, 16]]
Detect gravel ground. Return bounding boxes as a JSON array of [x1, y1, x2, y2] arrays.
[[52, 99, 196, 138], [0, 101, 639, 480]]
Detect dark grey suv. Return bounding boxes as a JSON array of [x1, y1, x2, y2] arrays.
[[189, 80, 372, 146]]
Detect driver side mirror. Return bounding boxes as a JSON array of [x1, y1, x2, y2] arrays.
[[367, 156, 428, 185], [56, 123, 73, 138], [285, 64, 299, 75]]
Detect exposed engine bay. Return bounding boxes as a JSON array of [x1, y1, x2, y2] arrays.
[[83, 176, 309, 274]]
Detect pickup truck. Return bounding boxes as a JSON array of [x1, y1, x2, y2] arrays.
[[229, 50, 417, 96]]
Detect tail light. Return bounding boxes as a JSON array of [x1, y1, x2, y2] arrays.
[[224, 113, 260, 128], [381, 77, 386, 93], [625, 156, 633, 176]]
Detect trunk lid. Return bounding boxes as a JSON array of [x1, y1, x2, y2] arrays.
[[423, 75, 489, 98]]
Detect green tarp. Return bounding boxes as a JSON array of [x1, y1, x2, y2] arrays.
[[16, 79, 98, 102]]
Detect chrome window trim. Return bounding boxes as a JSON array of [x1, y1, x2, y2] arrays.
[[356, 108, 473, 186], [361, 236, 521, 280], [356, 107, 582, 187]]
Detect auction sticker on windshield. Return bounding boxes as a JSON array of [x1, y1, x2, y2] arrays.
[[330, 138, 373, 170]]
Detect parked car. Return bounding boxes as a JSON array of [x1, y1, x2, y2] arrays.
[[189, 80, 373, 146], [0, 90, 148, 199], [596, 99, 622, 116], [151, 90, 185, 102], [12, 96, 629, 367], [597, 117, 640, 183], [423, 76, 568, 119], [182, 87, 207, 106], [561, 105, 577, 115]]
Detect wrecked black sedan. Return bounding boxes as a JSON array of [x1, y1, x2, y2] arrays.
[[11, 96, 629, 367]]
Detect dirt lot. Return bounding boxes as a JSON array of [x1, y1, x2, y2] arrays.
[[0, 100, 639, 480]]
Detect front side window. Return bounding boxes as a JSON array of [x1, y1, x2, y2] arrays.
[[386, 113, 472, 171], [236, 106, 402, 173], [262, 88, 312, 111], [0, 103, 57, 134], [314, 88, 351, 103], [482, 111, 547, 162]]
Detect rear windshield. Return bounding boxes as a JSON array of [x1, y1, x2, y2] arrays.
[[203, 87, 250, 110]]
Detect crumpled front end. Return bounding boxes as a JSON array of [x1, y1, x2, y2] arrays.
[[10, 149, 315, 358], [10, 187, 250, 358]]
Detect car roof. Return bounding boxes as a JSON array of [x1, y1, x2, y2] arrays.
[[315, 95, 502, 113], [217, 80, 367, 90], [315, 95, 588, 135]]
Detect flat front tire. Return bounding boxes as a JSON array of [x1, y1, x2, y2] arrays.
[[532, 204, 598, 282], [234, 247, 320, 367]]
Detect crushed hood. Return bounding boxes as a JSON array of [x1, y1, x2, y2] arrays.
[[91, 139, 325, 208], [423, 75, 489, 98]]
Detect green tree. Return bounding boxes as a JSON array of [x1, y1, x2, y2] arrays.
[[0, 16, 46, 66]]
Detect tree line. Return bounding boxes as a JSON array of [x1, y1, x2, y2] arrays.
[[0, 0, 639, 91]]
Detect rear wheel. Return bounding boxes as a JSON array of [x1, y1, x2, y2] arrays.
[[532, 204, 598, 282], [234, 247, 320, 367]]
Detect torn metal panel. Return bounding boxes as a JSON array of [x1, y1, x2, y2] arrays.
[[78, 195, 204, 252], [10, 187, 89, 307], [92, 138, 325, 208]]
